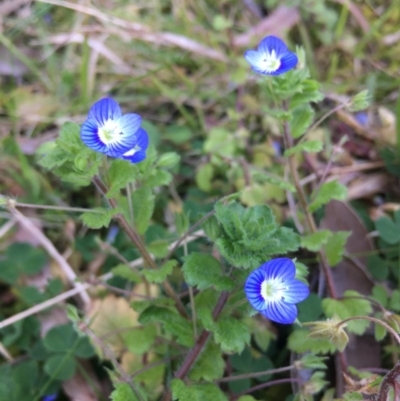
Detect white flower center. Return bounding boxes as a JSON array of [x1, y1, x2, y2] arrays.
[[98, 119, 122, 144], [260, 50, 281, 73], [261, 278, 287, 302]]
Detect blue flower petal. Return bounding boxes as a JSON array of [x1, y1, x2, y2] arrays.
[[80, 118, 108, 154], [116, 113, 142, 138], [135, 128, 149, 151], [261, 301, 297, 324], [282, 279, 309, 304], [275, 52, 298, 75], [104, 114, 142, 158], [88, 98, 121, 126], [258, 36, 288, 57], [122, 150, 147, 164], [42, 395, 57, 401], [244, 50, 264, 69], [260, 258, 296, 281], [244, 268, 266, 311]]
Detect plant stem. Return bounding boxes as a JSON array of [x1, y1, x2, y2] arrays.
[[161, 291, 230, 401], [337, 316, 400, 346], [215, 365, 294, 383], [92, 175, 188, 319], [282, 111, 338, 299]]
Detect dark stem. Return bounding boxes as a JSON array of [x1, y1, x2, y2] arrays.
[[161, 291, 230, 401], [281, 107, 337, 299], [232, 378, 301, 399], [92, 175, 188, 319], [377, 362, 400, 401]]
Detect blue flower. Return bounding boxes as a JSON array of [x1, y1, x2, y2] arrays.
[[244, 258, 309, 324], [80, 98, 149, 162], [42, 395, 57, 401], [244, 36, 298, 76]]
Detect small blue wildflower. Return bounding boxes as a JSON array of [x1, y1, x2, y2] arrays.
[[42, 395, 57, 401], [245, 35, 298, 76], [80, 98, 149, 162], [244, 258, 309, 324]]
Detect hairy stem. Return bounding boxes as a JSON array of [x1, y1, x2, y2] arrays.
[[216, 365, 294, 383], [337, 316, 400, 346], [92, 175, 188, 319], [282, 113, 337, 299], [161, 291, 230, 401]]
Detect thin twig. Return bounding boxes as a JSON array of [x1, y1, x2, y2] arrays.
[[216, 365, 294, 383]]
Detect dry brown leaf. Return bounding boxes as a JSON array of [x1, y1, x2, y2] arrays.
[[88, 294, 139, 358]]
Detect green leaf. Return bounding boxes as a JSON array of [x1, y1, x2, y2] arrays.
[[297, 293, 323, 322], [290, 104, 314, 138], [142, 260, 177, 283], [299, 354, 328, 370], [139, 306, 194, 347], [374, 319, 387, 341], [132, 186, 155, 234], [146, 239, 169, 258], [288, 329, 337, 354], [389, 290, 400, 312], [110, 382, 143, 401], [43, 323, 76, 352], [322, 290, 373, 334], [289, 79, 324, 109], [284, 140, 323, 156], [156, 152, 181, 168], [18, 286, 46, 305], [343, 392, 364, 401], [80, 208, 119, 229], [371, 285, 388, 307], [212, 316, 250, 354], [189, 340, 225, 381], [0, 243, 47, 284], [309, 181, 347, 212], [146, 169, 173, 187], [196, 164, 214, 192], [324, 231, 350, 266], [107, 159, 138, 198], [182, 253, 234, 291], [348, 90, 370, 112], [375, 216, 400, 244], [124, 325, 157, 355], [44, 354, 76, 380], [171, 379, 228, 401], [74, 336, 96, 358], [367, 255, 389, 281], [301, 230, 332, 252], [237, 397, 261, 401], [111, 264, 141, 283]]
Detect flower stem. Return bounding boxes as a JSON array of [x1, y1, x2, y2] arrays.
[[282, 105, 337, 299], [92, 175, 189, 319], [215, 365, 294, 383], [337, 316, 400, 346], [161, 291, 230, 401]]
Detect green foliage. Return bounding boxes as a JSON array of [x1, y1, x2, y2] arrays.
[[213, 200, 300, 269], [131, 186, 155, 234], [289, 79, 323, 109], [171, 379, 228, 401], [367, 255, 389, 281], [189, 340, 225, 381], [182, 253, 234, 291], [301, 230, 332, 252], [348, 90, 370, 112], [110, 382, 143, 401], [36, 122, 102, 186], [298, 354, 328, 370], [0, 243, 47, 284], [107, 159, 138, 198], [142, 260, 177, 283], [212, 316, 250, 354], [322, 291, 372, 334], [44, 353, 76, 380], [289, 104, 314, 138], [288, 329, 337, 354], [139, 306, 194, 347], [156, 152, 181, 168], [284, 140, 323, 156], [80, 207, 120, 229], [196, 164, 214, 192], [375, 212, 400, 244], [324, 231, 350, 266], [308, 181, 347, 212], [111, 264, 141, 283]]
